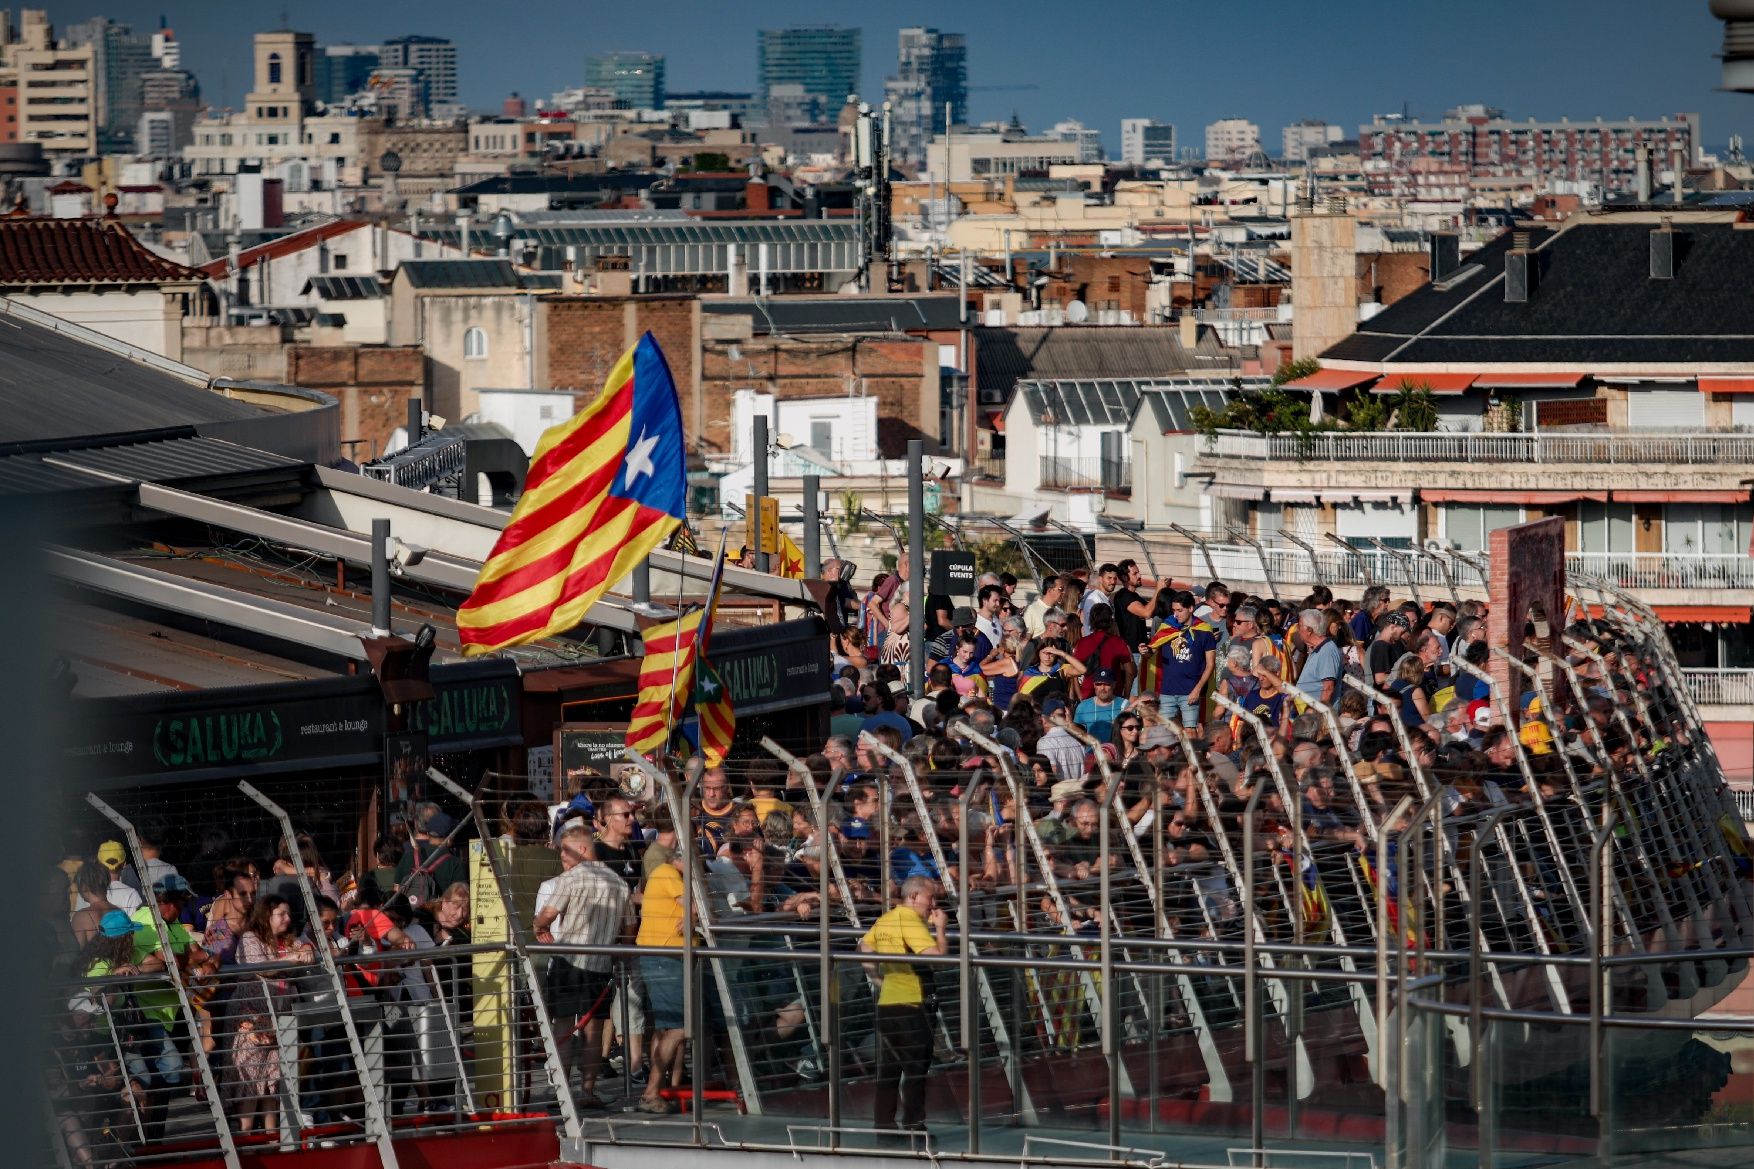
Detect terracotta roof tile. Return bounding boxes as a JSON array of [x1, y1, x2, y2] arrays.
[[0, 216, 202, 286]]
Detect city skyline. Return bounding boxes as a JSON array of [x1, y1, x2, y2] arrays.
[[28, 0, 1753, 149]]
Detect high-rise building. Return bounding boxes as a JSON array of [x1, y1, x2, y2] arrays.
[[1120, 118, 1176, 166], [584, 51, 665, 110], [316, 44, 381, 106], [0, 10, 97, 156], [65, 16, 153, 151], [1204, 117, 1261, 163], [1049, 118, 1103, 163], [884, 27, 966, 167], [150, 24, 180, 70], [380, 34, 456, 107], [757, 26, 859, 113], [1282, 118, 1343, 163]]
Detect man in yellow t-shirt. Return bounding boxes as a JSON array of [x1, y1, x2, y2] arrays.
[[858, 875, 948, 1133]]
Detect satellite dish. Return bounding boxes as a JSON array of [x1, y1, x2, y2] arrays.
[[1066, 299, 1090, 324]]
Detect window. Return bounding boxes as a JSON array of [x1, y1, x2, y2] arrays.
[[463, 327, 488, 360], [267, 53, 282, 86], [809, 419, 834, 455], [1442, 503, 1523, 552], [1577, 501, 1634, 555], [332, 254, 348, 269]]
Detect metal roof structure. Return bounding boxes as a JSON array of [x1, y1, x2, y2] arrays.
[[1017, 379, 1143, 428], [1212, 251, 1291, 284], [397, 259, 526, 289], [0, 300, 268, 447], [701, 294, 965, 334], [302, 274, 383, 300], [1135, 378, 1272, 432]]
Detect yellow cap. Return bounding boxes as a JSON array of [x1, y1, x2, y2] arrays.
[[96, 840, 126, 869]]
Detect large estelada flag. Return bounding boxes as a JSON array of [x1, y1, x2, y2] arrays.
[[458, 332, 686, 655], [625, 609, 707, 755]]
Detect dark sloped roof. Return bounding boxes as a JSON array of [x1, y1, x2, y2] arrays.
[[0, 305, 267, 447], [1324, 216, 1754, 366], [979, 325, 1234, 401], [303, 274, 383, 300], [702, 295, 965, 334], [0, 215, 202, 286], [453, 174, 661, 196], [399, 259, 523, 289]]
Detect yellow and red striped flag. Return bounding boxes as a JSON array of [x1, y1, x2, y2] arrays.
[[776, 532, 806, 579], [625, 609, 707, 755], [458, 332, 686, 655], [694, 657, 736, 766]]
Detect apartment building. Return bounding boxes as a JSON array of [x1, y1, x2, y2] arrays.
[[0, 10, 96, 157], [1120, 118, 1176, 166], [1359, 106, 1698, 194], [1282, 118, 1343, 163], [1193, 207, 1754, 744], [1205, 117, 1261, 164]]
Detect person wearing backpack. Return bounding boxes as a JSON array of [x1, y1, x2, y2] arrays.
[[395, 804, 467, 909], [1071, 603, 1134, 700]]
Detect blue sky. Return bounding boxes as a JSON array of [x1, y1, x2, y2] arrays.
[[41, 1, 1753, 150]]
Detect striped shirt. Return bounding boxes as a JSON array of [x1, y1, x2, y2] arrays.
[[542, 860, 629, 974]]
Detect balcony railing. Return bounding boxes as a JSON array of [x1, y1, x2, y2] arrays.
[[1682, 667, 1754, 707], [1039, 454, 1132, 491], [1190, 544, 1754, 595], [1567, 552, 1754, 591], [1200, 429, 1754, 464], [969, 452, 1006, 481]]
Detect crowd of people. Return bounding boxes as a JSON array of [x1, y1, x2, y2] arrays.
[[46, 556, 1733, 1156]]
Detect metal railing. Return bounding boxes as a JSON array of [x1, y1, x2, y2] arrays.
[[968, 452, 1007, 481], [1681, 666, 1754, 706], [1199, 429, 1754, 465], [43, 580, 1754, 1169], [1567, 552, 1754, 591], [1039, 454, 1133, 491]]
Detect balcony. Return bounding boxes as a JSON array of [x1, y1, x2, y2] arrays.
[[1681, 667, 1754, 708], [1200, 429, 1754, 465], [1039, 454, 1132, 492], [968, 452, 1006, 481], [1568, 553, 1754, 591]]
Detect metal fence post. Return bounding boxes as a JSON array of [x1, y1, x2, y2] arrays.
[[423, 769, 584, 1146], [86, 793, 243, 1169]]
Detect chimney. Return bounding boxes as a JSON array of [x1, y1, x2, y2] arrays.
[[1650, 217, 1675, 280], [1635, 145, 1652, 203], [1180, 312, 1200, 349], [745, 179, 771, 212], [1504, 232, 1537, 303], [1671, 146, 1685, 204], [1428, 232, 1459, 283]]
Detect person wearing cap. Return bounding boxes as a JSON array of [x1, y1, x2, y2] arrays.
[[131, 874, 217, 1129], [860, 682, 915, 743], [835, 816, 883, 903], [1073, 669, 1122, 744], [395, 802, 468, 904], [79, 842, 144, 915], [1366, 611, 1410, 688], [1035, 778, 1086, 846], [69, 859, 136, 946], [927, 605, 992, 664], [859, 875, 948, 1136]]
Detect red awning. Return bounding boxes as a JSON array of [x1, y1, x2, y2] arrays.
[[1649, 605, 1753, 624], [986, 411, 1005, 432], [1372, 373, 1477, 394], [1281, 368, 1379, 392], [1698, 377, 1754, 395], [1422, 489, 1607, 504], [1472, 371, 1587, 388], [1613, 489, 1750, 503]]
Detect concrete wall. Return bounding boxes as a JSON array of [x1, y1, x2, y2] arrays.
[[13, 289, 184, 359], [415, 293, 533, 422]]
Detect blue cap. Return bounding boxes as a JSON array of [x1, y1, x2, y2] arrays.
[[840, 817, 871, 840], [99, 910, 135, 938], [153, 873, 192, 897]]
